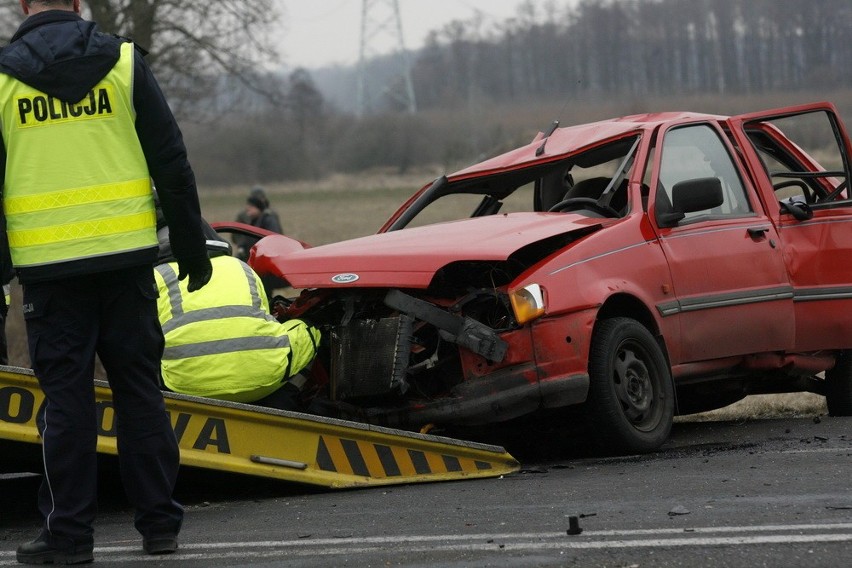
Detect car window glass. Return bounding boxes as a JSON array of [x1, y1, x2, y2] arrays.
[[744, 110, 849, 207], [658, 124, 753, 220]]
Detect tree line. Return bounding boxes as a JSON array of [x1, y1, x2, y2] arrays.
[[232, 0, 852, 184], [408, 0, 852, 109]]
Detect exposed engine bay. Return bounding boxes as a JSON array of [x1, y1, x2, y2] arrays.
[[277, 264, 523, 425]]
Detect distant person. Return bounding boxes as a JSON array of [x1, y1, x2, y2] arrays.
[[154, 217, 320, 411], [234, 186, 283, 262], [233, 186, 285, 300]]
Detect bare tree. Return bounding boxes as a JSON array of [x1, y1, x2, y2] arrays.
[[1, 0, 282, 117]]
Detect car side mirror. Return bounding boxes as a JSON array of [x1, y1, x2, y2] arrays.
[[657, 177, 723, 227], [672, 177, 723, 212]]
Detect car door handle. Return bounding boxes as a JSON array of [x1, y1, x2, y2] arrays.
[[747, 227, 769, 239]]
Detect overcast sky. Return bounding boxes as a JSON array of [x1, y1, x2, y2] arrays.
[[277, 0, 546, 69]]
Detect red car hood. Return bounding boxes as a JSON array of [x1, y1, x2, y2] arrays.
[[252, 213, 604, 289]]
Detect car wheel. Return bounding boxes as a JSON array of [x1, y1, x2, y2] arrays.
[[826, 351, 852, 416], [585, 317, 674, 454]]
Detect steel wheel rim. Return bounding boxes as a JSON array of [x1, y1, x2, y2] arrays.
[[612, 339, 662, 432]]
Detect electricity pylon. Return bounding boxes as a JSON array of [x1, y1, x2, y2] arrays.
[[356, 0, 417, 116]]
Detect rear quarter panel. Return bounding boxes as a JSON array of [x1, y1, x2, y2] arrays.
[[776, 209, 852, 351]]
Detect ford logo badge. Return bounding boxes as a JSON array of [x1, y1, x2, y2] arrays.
[[331, 273, 360, 284]]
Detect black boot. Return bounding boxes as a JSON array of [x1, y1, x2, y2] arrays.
[[16, 536, 93, 565], [142, 535, 178, 555]]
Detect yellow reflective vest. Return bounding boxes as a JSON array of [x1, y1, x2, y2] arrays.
[[154, 254, 321, 402], [0, 42, 156, 269]]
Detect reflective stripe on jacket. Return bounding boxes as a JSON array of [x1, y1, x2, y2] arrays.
[[154, 254, 320, 402], [0, 42, 156, 269]]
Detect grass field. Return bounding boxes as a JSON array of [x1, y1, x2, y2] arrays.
[[199, 169, 436, 246], [676, 393, 826, 422]]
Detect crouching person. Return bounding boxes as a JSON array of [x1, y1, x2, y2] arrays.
[[154, 224, 320, 410]]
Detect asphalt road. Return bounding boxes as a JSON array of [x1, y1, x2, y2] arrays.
[[2, 415, 851, 567]]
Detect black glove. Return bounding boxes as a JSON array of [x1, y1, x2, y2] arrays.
[[177, 254, 213, 292]]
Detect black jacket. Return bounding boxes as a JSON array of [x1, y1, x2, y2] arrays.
[[0, 10, 207, 283]]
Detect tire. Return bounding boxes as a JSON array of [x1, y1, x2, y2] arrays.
[[584, 317, 674, 454], [826, 350, 852, 416]]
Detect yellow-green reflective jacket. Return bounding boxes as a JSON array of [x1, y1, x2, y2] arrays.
[[154, 254, 321, 402], [0, 41, 156, 271]]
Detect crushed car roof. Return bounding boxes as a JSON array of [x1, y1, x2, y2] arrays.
[[449, 111, 726, 180]]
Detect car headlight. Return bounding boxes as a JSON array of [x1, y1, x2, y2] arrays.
[[509, 283, 546, 325]]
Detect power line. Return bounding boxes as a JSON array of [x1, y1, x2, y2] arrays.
[[356, 0, 417, 116]]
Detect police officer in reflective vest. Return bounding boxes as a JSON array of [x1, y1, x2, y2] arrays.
[[154, 221, 321, 410], [0, 1, 212, 564]]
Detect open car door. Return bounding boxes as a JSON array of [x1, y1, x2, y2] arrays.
[[727, 101, 852, 351]]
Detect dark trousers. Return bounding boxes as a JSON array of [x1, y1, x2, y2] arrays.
[[253, 381, 301, 411], [24, 266, 183, 549]]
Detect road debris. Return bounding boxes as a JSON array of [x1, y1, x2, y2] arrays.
[[566, 516, 583, 535]]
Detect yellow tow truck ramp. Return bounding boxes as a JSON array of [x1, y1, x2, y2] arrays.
[[0, 365, 519, 488]]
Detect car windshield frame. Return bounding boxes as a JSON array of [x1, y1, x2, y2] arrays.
[[386, 134, 643, 231]]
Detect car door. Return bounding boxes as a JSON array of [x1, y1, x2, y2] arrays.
[[728, 103, 852, 352], [650, 122, 794, 364]]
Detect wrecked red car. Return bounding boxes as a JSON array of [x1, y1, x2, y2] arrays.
[[217, 101, 852, 454]]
